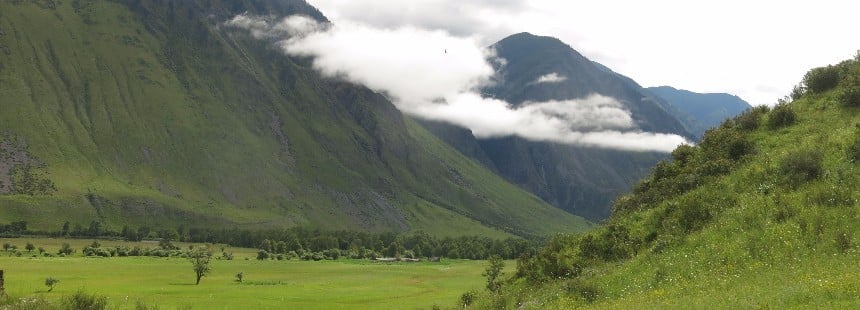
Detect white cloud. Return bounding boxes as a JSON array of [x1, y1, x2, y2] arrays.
[[226, 14, 690, 153], [226, 14, 324, 39], [532, 73, 567, 84], [309, 0, 859, 106]]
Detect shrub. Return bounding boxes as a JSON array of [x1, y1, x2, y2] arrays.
[[734, 105, 769, 131], [484, 255, 504, 293], [563, 279, 602, 303], [804, 65, 840, 93], [58, 243, 74, 255], [578, 225, 637, 261], [235, 271, 244, 283], [459, 290, 477, 308], [45, 277, 59, 292], [790, 83, 806, 100], [767, 103, 797, 129], [779, 148, 823, 186], [840, 86, 860, 107], [670, 144, 696, 163], [63, 290, 107, 310]]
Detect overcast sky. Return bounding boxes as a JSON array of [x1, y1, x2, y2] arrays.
[[308, 0, 858, 106]]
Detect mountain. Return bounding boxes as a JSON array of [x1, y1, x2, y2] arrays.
[[648, 86, 752, 138], [422, 33, 692, 220], [468, 58, 860, 308], [0, 1, 591, 237]]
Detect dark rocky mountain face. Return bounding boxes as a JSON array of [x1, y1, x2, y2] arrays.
[[423, 33, 691, 220]]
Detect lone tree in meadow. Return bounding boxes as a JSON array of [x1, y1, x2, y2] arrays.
[[484, 255, 505, 294], [25, 242, 35, 253], [189, 247, 212, 285], [45, 277, 59, 292]]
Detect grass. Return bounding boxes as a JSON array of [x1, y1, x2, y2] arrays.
[[466, 59, 860, 308], [0, 238, 501, 309]]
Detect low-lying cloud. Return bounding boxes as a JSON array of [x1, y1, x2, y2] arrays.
[[225, 14, 689, 152], [533, 73, 567, 84]]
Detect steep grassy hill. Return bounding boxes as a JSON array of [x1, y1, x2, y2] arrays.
[[0, 0, 590, 237], [425, 33, 690, 221], [466, 55, 860, 308], [648, 86, 752, 138]]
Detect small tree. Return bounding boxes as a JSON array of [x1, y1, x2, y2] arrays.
[[484, 255, 505, 293], [25, 242, 35, 253], [58, 243, 74, 255], [2, 242, 11, 252], [189, 248, 212, 285], [460, 290, 477, 308], [45, 277, 59, 292], [235, 271, 244, 283]]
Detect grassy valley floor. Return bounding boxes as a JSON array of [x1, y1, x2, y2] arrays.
[[0, 238, 502, 309]]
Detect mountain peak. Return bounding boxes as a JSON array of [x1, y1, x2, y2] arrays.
[[494, 32, 580, 57]]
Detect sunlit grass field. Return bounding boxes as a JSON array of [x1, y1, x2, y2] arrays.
[[0, 238, 496, 309]]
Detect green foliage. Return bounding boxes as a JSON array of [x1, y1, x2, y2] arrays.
[[779, 148, 823, 187], [790, 83, 807, 100], [840, 86, 860, 107], [45, 277, 59, 292], [563, 279, 602, 303], [767, 103, 797, 129], [732, 105, 770, 131], [578, 225, 638, 261], [471, 56, 860, 309], [189, 248, 212, 285], [803, 65, 840, 93], [58, 243, 74, 255], [483, 255, 505, 293], [62, 290, 107, 310], [459, 290, 477, 308]]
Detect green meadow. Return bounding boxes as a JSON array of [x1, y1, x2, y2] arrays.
[[0, 238, 498, 309]]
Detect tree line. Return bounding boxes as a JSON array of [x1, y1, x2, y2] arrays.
[[0, 221, 539, 260]]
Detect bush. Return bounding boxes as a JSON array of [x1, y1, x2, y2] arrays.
[[804, 65, 840, 93], [767, 103, 797, 129], [45, 277, 60, 292], [790, 83, 806, 100], [459, 290, 477, 308], [58, 243, 74, 255], [779, 148, 823, 187], [578, 225, 637, 261], [63, 290, 107, 310], [840, 86, 860, 107], [733, 105, 769, 131]]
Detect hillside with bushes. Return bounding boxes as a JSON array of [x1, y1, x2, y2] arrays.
[[465, 54, 860, 308]]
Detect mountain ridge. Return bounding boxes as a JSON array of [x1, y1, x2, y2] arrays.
[[647, 85, 752, 138], [423, 32, 690, 220], [0, 0, 590, 237]]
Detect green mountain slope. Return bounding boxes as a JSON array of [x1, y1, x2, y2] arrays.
[[648, 86, 752, 138], [468, 56, 860, 308], [0, 0, 590, 237], [424, 33, 689, 221]]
